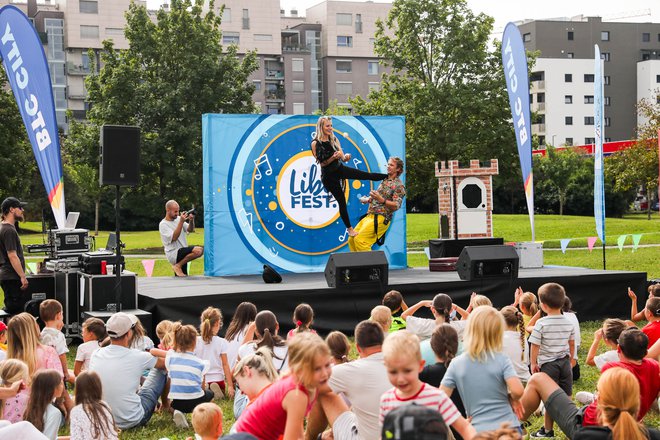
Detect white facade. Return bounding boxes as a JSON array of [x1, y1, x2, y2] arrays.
[[531, 58, 610, 147], [637, 60, 660, 127]]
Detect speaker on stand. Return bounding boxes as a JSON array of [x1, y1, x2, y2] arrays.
[[99, 125, 140, 313]]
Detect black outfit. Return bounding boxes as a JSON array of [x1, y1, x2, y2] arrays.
[[419, 361, 467, 440], [175, 245, 195, 275], [171, 389, 214, 413], [573, 425, 660, 440], [312, 139, 387, 228], [0, 222, 26, 314]]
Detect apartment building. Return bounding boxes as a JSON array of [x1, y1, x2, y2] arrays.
[[1, 0, 392, 128], [518, 16, 660, 145]]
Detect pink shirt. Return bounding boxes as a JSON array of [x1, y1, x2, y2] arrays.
[[235, 374, 316, 440], [37, 345, 63, 376], [379, 383, 460, 427], [286, 328, 317, 340], [2, 388, 29, 423]]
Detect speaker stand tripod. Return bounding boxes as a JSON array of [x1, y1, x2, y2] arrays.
[[113, 185, 124, 312]]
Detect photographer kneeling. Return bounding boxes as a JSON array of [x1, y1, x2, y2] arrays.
[[159, 200, 203, 277]]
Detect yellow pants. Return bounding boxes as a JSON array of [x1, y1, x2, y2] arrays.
[[348, 214, 389, 252]]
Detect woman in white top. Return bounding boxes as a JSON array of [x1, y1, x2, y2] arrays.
[[225, 302, 258, 369], [238, 310, 288, 373]]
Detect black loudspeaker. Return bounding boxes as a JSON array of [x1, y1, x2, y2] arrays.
[[324, 251, 388, 288], [262, 264, 282, 284], [456, 245, 519, 281], [100, 125, 140, 186]]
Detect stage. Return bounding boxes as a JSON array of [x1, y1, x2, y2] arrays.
[[137, 266, 647, 335]]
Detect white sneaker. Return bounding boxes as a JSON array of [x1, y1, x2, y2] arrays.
[[534, 401, 545, 416], [210, 382, 224, 399], [576, 391, 595, 405], [173, 409, 189, 428]]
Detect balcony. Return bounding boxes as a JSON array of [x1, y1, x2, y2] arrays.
[[265, 69, 284, 80], [536, 102, 545, 111], [265, 88, 285, 101], [535, 80, 545, 90], [531, 123, 546, 134], [282, 44, 311, 53], [67, 92, 87, 100], [66, 62, 90, 75]]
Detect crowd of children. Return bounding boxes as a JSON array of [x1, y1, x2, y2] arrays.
[[0, 282, 658, 439]]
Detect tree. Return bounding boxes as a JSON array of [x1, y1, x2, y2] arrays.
[[535, 146, 584, 216], [67, 0, 258, 229], [350, 0, 518, 212], [0, 75, 36, 203]]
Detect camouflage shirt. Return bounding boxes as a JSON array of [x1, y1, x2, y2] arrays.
[[367, 176, 406, 221]]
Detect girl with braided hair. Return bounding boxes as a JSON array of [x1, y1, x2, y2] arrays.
[[501, 306, 530, 383]]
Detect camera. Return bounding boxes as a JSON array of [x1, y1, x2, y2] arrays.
[[185, 208, 196, 217]]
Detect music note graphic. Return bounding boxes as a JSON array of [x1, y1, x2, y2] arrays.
[[353, 158, 363, 168], [254, 154, 273, 180], [338, 230, 349, 242], [238, 209, 253, 234]]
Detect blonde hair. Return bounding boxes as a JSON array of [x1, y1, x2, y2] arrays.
[[370, 305, 392, 331], [155, 319, 174, 349], [519, 292, 538, 316], [233, 346, 279, 383], [314, 116, 339, 147], [471, 295, 493, 308], [0, 359, 29, 418], [191, 402, 223, 438], [7, 313, 42, 377], [382, 330, 421, 363], [171, 322, 198, 352], [464, 306, 504, 361], [287, 332, 330, 390], [501, 306, 526, 361], [597, 367, 649, 440], [200, 307, 223, 344]]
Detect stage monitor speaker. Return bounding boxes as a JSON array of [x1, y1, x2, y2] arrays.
[[456, 245, 519, 281], [100, 125, 140, 186], [324, 251, 388, 288]]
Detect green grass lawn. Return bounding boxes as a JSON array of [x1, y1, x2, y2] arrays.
[[59, 321, 659, 439]]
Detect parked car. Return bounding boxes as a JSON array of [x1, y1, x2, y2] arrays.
[[633, 195, 648, 211]]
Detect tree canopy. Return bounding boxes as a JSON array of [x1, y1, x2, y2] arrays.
[[65, 0, 258, 229]]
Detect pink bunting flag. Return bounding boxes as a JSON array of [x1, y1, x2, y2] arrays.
[[142, 259, 155, 277], [587, 237, 598, 252]]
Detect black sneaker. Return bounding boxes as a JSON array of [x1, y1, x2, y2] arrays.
[[531, 427, 555, 438]]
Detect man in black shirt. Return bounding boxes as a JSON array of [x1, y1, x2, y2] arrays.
[[0, 197, 28, 314]]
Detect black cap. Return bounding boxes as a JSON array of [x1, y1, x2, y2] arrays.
[[1, 197, 27, 215], [382, 403, 448, 440]]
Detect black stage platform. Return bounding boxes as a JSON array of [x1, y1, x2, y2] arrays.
[[137, 266, 647, 335]]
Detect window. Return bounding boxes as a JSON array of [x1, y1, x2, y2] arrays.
[[585, 137, 595, 144], [565, 138, 573, 146], [567, 52, 574, 59], [223, 8, 231, 22], [530, 71, 544, 81], [538, 136, 545, 145], [80, 25, 99, 39], [368, 82, 380, 92], [242, 9, 249, 30], [223, 32, 240, 45], [253, 80, 261, 91], [601, 52, 610, 61], [254, 34, 272, 41], [565, 95, 573, 104], [336, 13, 352, 26], [336, 60, 352, 73], [656, 74, 660, 83], [565, 73, 572, 82], [523, 33, 531, 42], [584, 116, 594, 125], [643, 53, 650, 61], [81, 52, 90, 71], [292, 80, 304, 93], [584, 74, 594, 82], [604, 97, 611, 106], [605, 137, 611, 142], [529, 94, 533, 104], [584, 95, 594, 104], [604, 117, 611, 127], [642, 32, 650, 42], [601, 31, 610, 41], [604, 76, 610, 85], [355, 14, 363, 33], [336, 81, 353, 95], [565, 116, 573, 125], [537, 93, 545, 103], [658, 33, 660, 42], [79, 0, 98, 13], [292, 103, 305, 115], [368, 61, 379, 75], [292, 58, 304, 72], [105, 28, 124, 37], [337, 36, 353, 47], [567, 31, 574, 40]]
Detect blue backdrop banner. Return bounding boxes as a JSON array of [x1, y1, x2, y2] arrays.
[[0, 5, 66, 228], [203, 115, 406, 276]]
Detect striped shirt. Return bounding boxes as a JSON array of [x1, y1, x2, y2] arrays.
[[379, 383, 459, 427], [528, 315, 575, 366], [165, 351, 209, 400]]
